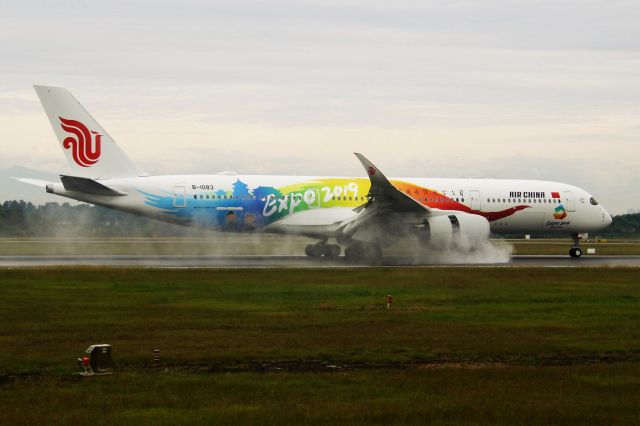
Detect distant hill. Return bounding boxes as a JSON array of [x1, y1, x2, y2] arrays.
[[0, 166, 63, 205]]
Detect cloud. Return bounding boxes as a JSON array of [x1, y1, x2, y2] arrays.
[[0, 1, 638, 213]]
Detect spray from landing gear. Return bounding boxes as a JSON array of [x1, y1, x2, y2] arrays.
[[411, 235, 514, 265]]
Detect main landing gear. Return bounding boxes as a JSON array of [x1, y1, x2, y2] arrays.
[[304, 240, 383, 264], [305, 241, 341, 260], [344, 242, 382, 265], [569, 234, 583, 258]]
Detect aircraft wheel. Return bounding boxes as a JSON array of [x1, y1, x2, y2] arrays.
[[344, 245, 354, 260], [324, 244, 341, 259], [569, 247, 582, 258], [345, 242, 382, 265], [306, 244, 324, 258], [367, 244, 383, 265]]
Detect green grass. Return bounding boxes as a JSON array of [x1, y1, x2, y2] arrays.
[[1, 267, 639, 424], [2, 365, 639, 425]]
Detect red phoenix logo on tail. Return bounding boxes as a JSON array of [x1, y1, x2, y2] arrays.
[[59, 117, 102, 167]]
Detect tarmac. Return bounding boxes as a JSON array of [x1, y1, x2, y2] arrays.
[[1, 255, 639, 267]]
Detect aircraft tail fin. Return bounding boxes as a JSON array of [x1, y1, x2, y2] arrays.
[[33, 85, 146, 179]]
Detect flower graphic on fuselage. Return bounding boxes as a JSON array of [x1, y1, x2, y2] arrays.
[[554, 204, 567, 220]]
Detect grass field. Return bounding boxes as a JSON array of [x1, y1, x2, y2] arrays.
[[1, 267, 639, 424]]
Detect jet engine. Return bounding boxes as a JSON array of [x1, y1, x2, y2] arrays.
[[415, 213, 490, 250]]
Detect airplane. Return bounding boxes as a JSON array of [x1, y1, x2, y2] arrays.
[[16, 85, 613, 263]]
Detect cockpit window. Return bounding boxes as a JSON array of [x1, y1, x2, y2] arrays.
[[590, 197, 598, 206]]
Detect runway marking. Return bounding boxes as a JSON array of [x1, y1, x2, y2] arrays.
[[1, 255, 639, 268]]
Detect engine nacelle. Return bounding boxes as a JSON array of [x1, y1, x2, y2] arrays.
[[416, 213, 490, 250]]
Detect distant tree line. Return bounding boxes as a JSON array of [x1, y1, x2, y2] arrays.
[[0, 200, 196, 237], [1, 200, 639, 237], [606, 212, 640, 237]]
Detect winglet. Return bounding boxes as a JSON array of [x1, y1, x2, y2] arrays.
[[353, 153, 430, 213], [354, 152, 393, 188]]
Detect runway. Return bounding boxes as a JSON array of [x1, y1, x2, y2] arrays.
[[1, 255, 639, 267]]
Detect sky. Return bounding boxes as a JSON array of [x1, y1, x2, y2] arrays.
[[0, 0, 638, 214]]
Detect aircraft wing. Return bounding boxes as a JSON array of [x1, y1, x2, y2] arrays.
[[339, 153, 435, 239], [353, 153, 431, 214]]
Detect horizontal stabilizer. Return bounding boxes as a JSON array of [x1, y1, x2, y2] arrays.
[[60, 175, 126, 196], [12, 177, 56, 188]]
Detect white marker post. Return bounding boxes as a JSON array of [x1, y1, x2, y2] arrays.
[[386, 294, 392, 309]]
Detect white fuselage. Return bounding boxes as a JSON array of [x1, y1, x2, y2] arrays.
[[46, 174, 612, 236]]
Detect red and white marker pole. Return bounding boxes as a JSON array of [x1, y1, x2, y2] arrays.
[[153, 349, 160, 368], [386, 294, 392, 309]]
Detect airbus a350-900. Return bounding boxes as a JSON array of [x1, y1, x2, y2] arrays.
[[17, 86, 612, 263]]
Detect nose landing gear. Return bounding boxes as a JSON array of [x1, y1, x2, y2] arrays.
[[569, 234, 583, 258]]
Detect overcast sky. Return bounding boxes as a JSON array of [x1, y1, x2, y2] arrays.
[[1, 0, 638, 213]]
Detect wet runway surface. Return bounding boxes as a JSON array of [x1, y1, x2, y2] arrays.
[[1, 255, 640, 267]]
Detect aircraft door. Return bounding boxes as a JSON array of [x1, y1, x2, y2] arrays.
[[563, 191, 576, 211], [173, 185, 187, 208], [469, 190, 481, 210]]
